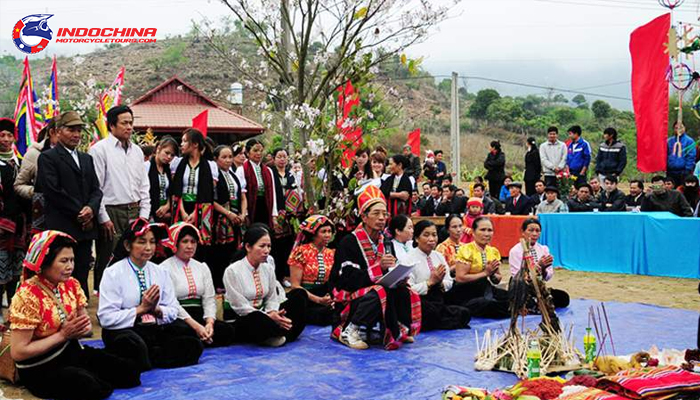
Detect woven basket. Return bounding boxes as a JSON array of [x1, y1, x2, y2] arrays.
[[0, 331, 18, 383]]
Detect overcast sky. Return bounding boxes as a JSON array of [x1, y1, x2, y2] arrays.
[[1, 0, 699, 109]]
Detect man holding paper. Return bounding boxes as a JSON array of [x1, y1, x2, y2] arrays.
[[329, 186, 421, 350]]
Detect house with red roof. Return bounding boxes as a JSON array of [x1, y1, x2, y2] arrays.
[[130, 76, 264, 143]]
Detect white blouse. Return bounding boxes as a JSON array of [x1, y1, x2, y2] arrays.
[[170, 157, 220, 196], [406, 247, 454, 296], [161, 256, 217, 321], [97, 258, 180, 330], [223, 257, 283, 317], [392, 239, 414, 265], [234, 166, 247, 193]]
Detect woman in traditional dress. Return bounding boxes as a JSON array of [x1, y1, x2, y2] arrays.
[[0, 118, 26, 311], [98, 218, 203, 371], [508, 218, 570, 309], [329, 185, 421, 351], [145, 136, 178, 224], [288, 215, 336, 326], [162, 222, 236, 347], [170, 128, 219, 252], [446, 216, 509, 319], [11, 231, 141, 400], [211, 145, 247, 290], [388, 214, 414, 264], [380, 154, 413, 216], [436, 214, 464, 275], [270, 148, 298, 284], [223, 226, 308, 347], [241, 139, 278, 228], [406, 220, 470, 331]]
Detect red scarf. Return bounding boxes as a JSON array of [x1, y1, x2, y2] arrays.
[[243, 160, 275, 226]]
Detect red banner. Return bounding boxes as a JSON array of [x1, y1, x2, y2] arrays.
[[630, 13, 670, 173], [407, 128, 420, 156]]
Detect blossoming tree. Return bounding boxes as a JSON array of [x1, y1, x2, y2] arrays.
[[199, 0, 457, 217]]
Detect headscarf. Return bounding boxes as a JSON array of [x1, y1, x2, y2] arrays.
[[110, 218, 171, 264], [293, 215, 333, 249], [168, 222, 202, 246], [23, 230, 76, 274]]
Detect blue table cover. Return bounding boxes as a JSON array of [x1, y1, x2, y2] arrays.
[[539, 212, 700, 279]]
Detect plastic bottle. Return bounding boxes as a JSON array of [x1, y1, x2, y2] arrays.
[[526, 339, 542, 378], [583, 327, 597, 363]]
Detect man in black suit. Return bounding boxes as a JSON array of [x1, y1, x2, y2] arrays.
[[504, 182, 532, 215], [421, 184, 442, 216], [37, 111, 102, 299]]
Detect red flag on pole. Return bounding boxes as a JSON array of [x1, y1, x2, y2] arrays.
[[630, 13, 670, 173], [407, 129, 420, 156], [192, 110, 209, 137]]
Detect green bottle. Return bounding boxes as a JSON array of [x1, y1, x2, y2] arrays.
[[527, 339, 541, 378], [583, 328, 597, 363]]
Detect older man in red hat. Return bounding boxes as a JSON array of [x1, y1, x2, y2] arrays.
[[329, 185, 421, 350]]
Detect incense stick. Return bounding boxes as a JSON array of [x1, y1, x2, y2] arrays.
[[601, 303, 616, 356]]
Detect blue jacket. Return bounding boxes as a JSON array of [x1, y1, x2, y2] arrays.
[[567, 137, 591, 175], [499, 185, 510, 202], [667, 133, 697, 174]]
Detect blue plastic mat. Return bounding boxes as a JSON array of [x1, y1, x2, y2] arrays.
[[97, 299, 699, 400]]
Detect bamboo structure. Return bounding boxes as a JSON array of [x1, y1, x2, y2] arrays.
[[474, 239, 583, 378]]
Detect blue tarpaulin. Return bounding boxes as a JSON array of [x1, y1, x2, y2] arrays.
[[539, 212, 700, 279], [92, 300, 699, 400]]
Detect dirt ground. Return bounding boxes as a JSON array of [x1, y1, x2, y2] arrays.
[[0, 267, 698, 400]]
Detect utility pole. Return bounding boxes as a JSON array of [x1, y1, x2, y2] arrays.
[[450, 72, 460, 186], [280, 0, 294, 153]]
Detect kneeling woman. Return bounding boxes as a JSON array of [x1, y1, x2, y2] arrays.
[[223, 227, 308, 347], [98, 219, 203, 371], [288, 215, 336, 326], [10, 231, 140, 400], [446, 216, 510, 319], [162, 222, 236, 347], [508, 218, 570, 310], [407, 220, 471, 331]]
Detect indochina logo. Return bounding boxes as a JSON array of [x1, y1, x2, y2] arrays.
[[12, 14, 53, 54]]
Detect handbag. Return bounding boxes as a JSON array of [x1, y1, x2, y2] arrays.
[[0, 331, 18, 383]]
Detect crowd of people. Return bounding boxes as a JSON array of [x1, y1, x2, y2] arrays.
[[412, 125, 697, 218], [0, 106, 695, 400]]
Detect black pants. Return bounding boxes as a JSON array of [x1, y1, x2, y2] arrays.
[[18, 340, 140, 400], [420, 286, 471, 331], [102, 320, 204, 372], [487, 178, 504, 200], [227, 289, 308, 344], [668, 171, 686, 188], [73, 239, 93, 301], [524, 179, 537, 196], [446, 279, 510, 319], [178, 305, 236, 347], [572, 172, 587, 188], [346, 288, 413, 339], [544, 175, 557, 188], [305, 286, 335, 326], [208, 242, 236, 290], [270, 234, 294, 282]]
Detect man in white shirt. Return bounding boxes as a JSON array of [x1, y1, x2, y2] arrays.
[[89, 105, 151, 291], [539, 126, 567, 187]]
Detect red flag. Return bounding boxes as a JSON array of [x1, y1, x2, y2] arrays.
[[407, 129, 420, 156], [192, 110, 208, 137], [630, 13, 670, 173]]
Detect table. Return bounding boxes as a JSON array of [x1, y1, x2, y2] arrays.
[[539, 212, 700, 279], [413, 214, 533, 255]]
